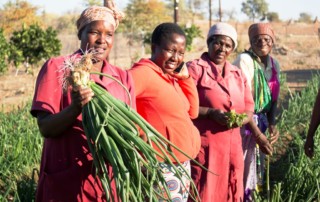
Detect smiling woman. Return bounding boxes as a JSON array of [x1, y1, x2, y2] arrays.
[[29, 5, 136, 202], [129, 22, 201, 202]]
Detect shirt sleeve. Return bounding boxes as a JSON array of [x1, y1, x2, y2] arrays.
[[186, 60, 202, 85], [31, 58, 64, 117], [177, 76, 199, 119], [129, 66, 149, 97], [242, 70, 255, 112], [233, 54, 255, 91]]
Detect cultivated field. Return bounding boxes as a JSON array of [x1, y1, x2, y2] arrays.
[[1, 20, 320, 201]]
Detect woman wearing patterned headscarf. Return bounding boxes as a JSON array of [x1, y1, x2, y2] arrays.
[[30, 5, 135, 201], [186, 22, 254, 201], [233, 22, 280, 201]]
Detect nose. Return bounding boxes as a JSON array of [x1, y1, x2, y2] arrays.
[[97, 33, 107, 44], [171, 51, 179, 60]]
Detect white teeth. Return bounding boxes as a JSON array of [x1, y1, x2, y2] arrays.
[[95, 48, 104, 53]]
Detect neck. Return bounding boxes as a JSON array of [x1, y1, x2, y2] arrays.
[[259, 55, 269, 67], [92, 61, 104, 72]]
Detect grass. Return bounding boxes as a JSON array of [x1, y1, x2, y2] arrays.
[[253, 74, 320, 201], [0, 102, 42, 201], [1, 75, 320, 201]]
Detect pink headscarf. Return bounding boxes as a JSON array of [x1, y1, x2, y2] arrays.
[[248, 23, 275, 43], [76, 5, 124, 34]]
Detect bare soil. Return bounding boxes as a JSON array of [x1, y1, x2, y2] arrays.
[[1, 21, 319, 113]]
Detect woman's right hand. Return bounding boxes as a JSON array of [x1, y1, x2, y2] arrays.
[[207, 108, 229, 126], [255, 134, 273, 155], [304, 136, 315, 158], [71, 86, 94, 112]]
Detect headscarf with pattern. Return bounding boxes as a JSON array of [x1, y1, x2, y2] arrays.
[[76, 3, 124, 37], [248, 23, 275, 43]]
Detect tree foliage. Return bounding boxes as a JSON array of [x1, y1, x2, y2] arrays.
[[183, 24, 203, 51], [241, 0, 268, 22], [0, 29, 9, 74], [9, 24, 61, 69], [0, 0, 42, 35], [267, 12, 280, 22], [82, 0, 102, 7], [123, 0, 171, 34], [298, 12, 313, 23]]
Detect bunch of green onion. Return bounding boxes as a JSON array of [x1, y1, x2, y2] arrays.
[[64, 53, 203, 202]]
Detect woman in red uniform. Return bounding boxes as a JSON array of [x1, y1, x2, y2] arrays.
[[186, 22, 254, 201], [30, 5, 135, 201]]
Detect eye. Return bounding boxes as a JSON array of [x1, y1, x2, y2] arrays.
[[178, 52, 185, 57], [165, 49, 174, 53], [88, 30, 99, 35], [225, 43, 232, 50]]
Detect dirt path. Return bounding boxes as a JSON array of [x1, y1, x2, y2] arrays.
[[282, 69, 320, 91]]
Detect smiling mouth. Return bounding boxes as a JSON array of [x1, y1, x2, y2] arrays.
[[94, 48, 106, 54]]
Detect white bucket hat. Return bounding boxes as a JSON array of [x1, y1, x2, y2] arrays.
[[207, 22, 238, 50]]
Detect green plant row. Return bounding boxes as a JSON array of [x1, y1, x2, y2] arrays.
[[254, 73, 320, 201], [0, 102, 42, 201]]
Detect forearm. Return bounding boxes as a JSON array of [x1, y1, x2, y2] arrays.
[[267, 100, 278, 125], [307, 90, 320, 138], [246, 118, 263, 139], [37, 104, 82, 138], [177, 76, 199, 119], [243, 110, 253, 125]]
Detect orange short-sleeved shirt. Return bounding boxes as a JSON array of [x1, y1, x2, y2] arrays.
[[129, 58, 201, 162]]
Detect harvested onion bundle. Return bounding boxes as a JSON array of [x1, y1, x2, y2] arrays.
[[63, 52, 202, 202]]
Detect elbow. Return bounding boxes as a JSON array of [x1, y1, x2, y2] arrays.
[[37, 119, 57, 138], [189, 110, 199, 119]]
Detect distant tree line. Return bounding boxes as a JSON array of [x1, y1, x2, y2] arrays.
[[0, 0, 316, 74]]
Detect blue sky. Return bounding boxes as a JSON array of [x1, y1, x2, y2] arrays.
[[0, 0, 319, 21]]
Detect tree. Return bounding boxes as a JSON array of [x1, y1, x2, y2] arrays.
[[122, 0, 171, 63], [9, 24, 61, 71], [298, 12, 313, 23], [267, 12, 280, 22], [241, 0, 268, 22], [0, 0, 42, 35], [0, 29, 9, 74], [83, 0, 102, 6]]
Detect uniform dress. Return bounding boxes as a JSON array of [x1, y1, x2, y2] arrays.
[[187, 52, 254, 202], [31, 50, 135, 202]]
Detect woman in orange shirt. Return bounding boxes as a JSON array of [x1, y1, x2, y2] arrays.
[[129, 22, 200, 202]]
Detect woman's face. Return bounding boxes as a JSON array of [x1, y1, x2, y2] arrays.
[[207, 35, 234, 65], [151, 33, 186, 74], [79, 20, 115, 62], [250, 34, 273, 57]]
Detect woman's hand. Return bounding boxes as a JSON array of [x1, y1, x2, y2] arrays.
[[304, 136, 315, 158], [170, 62, 190, 80], [207, 108, 228, 126], [71, 86, 94, 112], [255, 133, 273, 155], [268, 125, 279, 145]]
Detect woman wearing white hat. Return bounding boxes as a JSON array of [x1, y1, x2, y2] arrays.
[[186, 22, 254, 201]]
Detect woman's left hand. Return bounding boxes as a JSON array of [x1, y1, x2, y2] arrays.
[[268, 125, 279, 145], [170, 63, 190, 80]]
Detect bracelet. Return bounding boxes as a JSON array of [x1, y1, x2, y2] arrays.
[[255, 133, 262, 140]]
